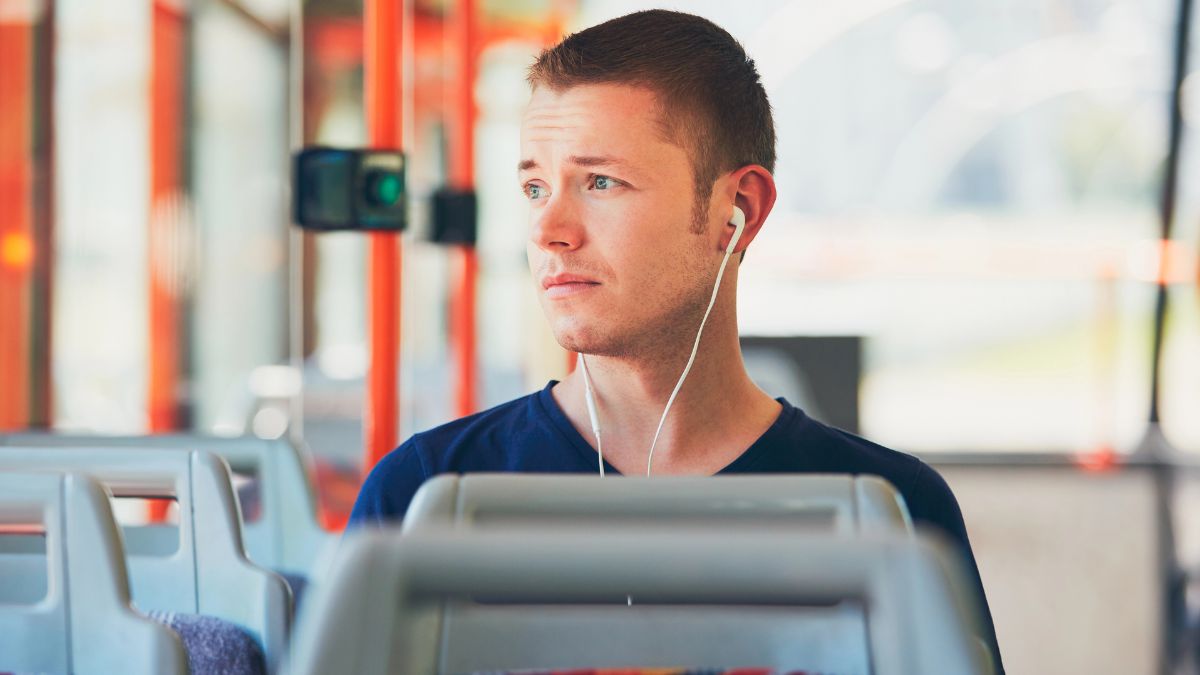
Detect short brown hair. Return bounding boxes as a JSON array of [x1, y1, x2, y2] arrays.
[[528, 10, 776, 227]]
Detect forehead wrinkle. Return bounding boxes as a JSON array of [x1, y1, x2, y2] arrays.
[[520, 88, 689, 181], [522, 107, 594, 129]]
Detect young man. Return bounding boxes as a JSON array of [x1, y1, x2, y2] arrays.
[[351, 9, 1002, 670]]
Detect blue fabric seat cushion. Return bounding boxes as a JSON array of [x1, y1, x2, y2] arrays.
[[146, 609, 266, 675]]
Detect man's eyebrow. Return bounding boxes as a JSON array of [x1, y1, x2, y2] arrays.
[[567, 155, 628, 168], [517, 156, 631, 173]]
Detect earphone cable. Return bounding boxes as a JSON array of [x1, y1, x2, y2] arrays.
[[579, 352, 605, 477], [645, 239, 737, 475]]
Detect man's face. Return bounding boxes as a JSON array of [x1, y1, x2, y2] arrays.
[[520, 83, 723, 357]]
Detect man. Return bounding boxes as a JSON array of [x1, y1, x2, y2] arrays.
[[350, 8, 1002, 670]]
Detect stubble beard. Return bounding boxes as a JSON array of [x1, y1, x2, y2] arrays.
[[553, 247, 713, 364], [549, 197, 718, 363], [554, 283, 710, 362]]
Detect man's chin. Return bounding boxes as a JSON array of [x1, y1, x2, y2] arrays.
[[551, 322, 615, 357]]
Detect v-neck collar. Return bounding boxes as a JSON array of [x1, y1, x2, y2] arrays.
[[535, 380, 797, 476]]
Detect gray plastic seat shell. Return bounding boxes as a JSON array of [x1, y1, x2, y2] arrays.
[[404, 473, 914, 535], [0, 446, 291, 675], [0, 471, 188, 675], [289, 528, 987, 675], [0, 432, 333, 575]]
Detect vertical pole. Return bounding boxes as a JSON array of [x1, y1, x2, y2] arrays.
[[364, 0, 403, 469], [148, 0, 186, 433], [1149, 0, 1194, 429], [447, 0, 477, 416], [0, 7, 34, 430], [1146, 0, 1192, 670], [287, 0, 306, 445], [30, 0, 55, 428]]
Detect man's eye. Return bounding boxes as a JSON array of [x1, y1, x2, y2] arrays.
[[524, 184, 546, 200], [591, 175, 618, 191]]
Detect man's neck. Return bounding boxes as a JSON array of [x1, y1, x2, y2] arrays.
[[551, 318, 782, 476]]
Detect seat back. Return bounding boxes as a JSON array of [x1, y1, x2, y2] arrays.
[[290, 528, 987, 675], [0, 446, 290, 674], [0, 433, 331, 575], [404, 473, 913, 534], [0, 471, 187, 675]]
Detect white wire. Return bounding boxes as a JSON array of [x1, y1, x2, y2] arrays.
[[579, 353, 605, 477], [580, 213, 742, 477], [644, 241, 738, 476]]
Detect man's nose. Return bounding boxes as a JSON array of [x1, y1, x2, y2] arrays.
[[530, 194, 583, 252]]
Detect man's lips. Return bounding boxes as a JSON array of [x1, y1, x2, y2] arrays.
[[542, 273, 600, 299]]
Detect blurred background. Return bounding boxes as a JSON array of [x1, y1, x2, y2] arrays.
[[5, 0, 1200, 671]]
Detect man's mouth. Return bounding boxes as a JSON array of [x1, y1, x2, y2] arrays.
[[542, 273, 600, 299]]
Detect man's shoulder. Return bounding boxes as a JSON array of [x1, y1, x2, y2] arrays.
[[776, 408, 954, 510], [349, 388, 550, 526], [778, 410, 920, 476], [409, 388, 544, 450]]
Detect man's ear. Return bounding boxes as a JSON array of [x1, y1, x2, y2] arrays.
[[721, 165, 776, 255]]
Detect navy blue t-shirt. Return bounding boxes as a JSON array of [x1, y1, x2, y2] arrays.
[[350, 381, 1003, 671]]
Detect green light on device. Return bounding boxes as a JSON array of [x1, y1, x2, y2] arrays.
[[368, 171, 403, 206]]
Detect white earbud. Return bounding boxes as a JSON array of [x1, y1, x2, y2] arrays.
[[728, 205, 746, 253], [582, 204, 748, 477]]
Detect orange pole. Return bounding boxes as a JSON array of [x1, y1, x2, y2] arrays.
[[148, 0, 185, 433], [448, 0, 478, 417], [0, 16, 33, 430], [147, 1, 187, 523], [364, 0, 403, 470]]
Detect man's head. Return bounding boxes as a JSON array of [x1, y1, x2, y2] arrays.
[[521, 10, 777, 358], [528, 9, 776, 226]]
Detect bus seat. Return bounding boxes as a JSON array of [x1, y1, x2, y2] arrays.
[[0, 433, 333, 577], [0, 471, 188, 675], [289, 528, 988, 675], [403, 473, 913, 534], [410, 475, 998, 675], [0, 446, 290, 675]]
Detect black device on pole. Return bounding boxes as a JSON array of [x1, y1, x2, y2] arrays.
[[431, 187, 477, 245], [293, 147, 407, 231]]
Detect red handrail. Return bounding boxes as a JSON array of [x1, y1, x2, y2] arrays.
[[148, 0, 186, 433], [448, 0, 479, 417], [363, 0, 403, 470], [0, 14, 33, 430]]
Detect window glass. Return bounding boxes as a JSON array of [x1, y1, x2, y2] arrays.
[[575, 0, 1171, 452], [1158, 2, 1200, 453]]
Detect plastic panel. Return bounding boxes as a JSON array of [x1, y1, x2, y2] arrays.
[[0, 471, 187, 675], [0, 446, 291, 674], [289, 528, 987, 675], [404, 473, 913, 535], [0, 432, 333, 575]]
